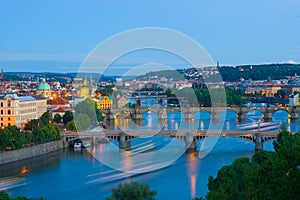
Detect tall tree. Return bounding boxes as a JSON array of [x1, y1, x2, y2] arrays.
[[53, 114, 62, 124], [40, 112, 52, 126], [106, 182, 157, 200], [201, 127, 300, 200], [63, 111, 73, 124]]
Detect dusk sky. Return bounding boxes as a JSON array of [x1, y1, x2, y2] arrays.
[[1, 0, 300, 74]]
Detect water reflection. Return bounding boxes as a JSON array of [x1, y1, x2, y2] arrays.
[[187, 152, 198, 198]]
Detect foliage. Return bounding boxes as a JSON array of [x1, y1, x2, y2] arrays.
[[0, 191, 46, 200], [73, 113, 91, 131], [96, 85, 114, 96], [106, 182, 157, 200], [219, 64, 300, 81], [74, 98, 103, 125], [39, 112, 52, 126], [32, 124, 61, 143], [24, 119, 41, 131], [199, 127, 300, 200], [173, 87, 246, 107], [53, 114, 62, 124], [66, 120, 77, 131], [62, 111, 73, 124], [0, 118, 61, 151]]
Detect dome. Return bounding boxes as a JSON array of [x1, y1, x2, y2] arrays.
[[37, 80, 51, 90]]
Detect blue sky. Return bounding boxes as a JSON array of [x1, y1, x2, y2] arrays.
[[1, 0, 300, 74]]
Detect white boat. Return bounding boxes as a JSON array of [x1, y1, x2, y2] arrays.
[[237, 122, 281, 131], [74, 142, 82, 148]]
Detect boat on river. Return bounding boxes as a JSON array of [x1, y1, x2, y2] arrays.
[[74, 143, 82, 148], [237, 121, 281, 131]]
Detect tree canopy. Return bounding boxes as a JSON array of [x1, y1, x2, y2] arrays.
[[0, 191, 45, 200], [106, 182, 157, 200], [200, 127, 300, 200]]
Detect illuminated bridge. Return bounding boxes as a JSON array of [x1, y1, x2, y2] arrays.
[[62, 129, 280, 152]]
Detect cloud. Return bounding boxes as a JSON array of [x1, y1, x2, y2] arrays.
[[286, 59, 298, 64]]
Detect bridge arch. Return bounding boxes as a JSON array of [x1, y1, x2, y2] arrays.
[[219, 110, 238, 121], [166, 109, 185, 120], [193, 110, 212, 120], [245, 109, 264, 121], [272, 109, 289, 121]]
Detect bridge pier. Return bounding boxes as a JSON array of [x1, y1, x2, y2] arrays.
[[263, 112, 272, 121], [119, 132, 131, 150], [185, 133, 197, 152], [157, 108, 167, 119], [211, 113, 220, 121], [290, 112, 299, 120], [255, 133, 263, 152], [131, 108, 143, 120], [238, 113, 245, 121]]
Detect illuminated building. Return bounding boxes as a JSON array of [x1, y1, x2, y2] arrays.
[[0, 93, 47, 128], [98, 96, 112, 109]]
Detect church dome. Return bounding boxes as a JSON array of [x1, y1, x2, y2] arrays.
[[37, 79, 51, 90]]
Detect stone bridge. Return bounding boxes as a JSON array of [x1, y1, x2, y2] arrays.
[[62, 129, 279, 152], [101, 106, 300, 121]]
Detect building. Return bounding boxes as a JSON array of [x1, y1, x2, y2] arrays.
[[117, 96, 128, 108], [98, 96, 112, 109], [0, 93, 47, 128], [264, 86, 282, 97], [79, 76, 94, 99], [36, 79, 51, 98], [47, 97, 72, 117], [289, 94, 300, 106]]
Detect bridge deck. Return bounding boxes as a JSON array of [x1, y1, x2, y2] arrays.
[[62, 129, 279, 137]]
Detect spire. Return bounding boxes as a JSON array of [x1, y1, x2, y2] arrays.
[[90, 75, 93, 87], [83, 74, 88, 87]]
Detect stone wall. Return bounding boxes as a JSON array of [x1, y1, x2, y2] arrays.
[[0, 140, 64, 165]]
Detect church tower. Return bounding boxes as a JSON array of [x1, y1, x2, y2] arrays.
[[80, 74, 91, 99]]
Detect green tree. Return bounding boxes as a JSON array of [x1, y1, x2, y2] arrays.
[[40, 112, 52, 126], [5, 126, 24, 150], [106, 182, 157, 200], [24, 119, 41, 131], [96, 85, 114, 96], [66, 120, 77, 131], [73, 113, 91, 131], [32, 127, 47, 143], [74, 98, 101, 124], [62, 111, 73, 124], [53, 114, 62, 124], [0, 128, 9, 150], [201, 127, 300, 200], [0, 191, 9, 200], [0, 191, 46, 200]]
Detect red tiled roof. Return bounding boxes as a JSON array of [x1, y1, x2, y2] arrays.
[[47, 97, 69, 105], [52, 107, 67, 113]]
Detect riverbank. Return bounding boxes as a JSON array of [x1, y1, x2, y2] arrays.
[[0, 140, 64, 165]]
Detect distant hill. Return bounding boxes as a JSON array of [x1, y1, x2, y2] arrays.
[[219, 64, 300, 81]]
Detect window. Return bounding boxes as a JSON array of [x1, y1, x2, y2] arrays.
[[8, 100, 11, 107], [8, 117, 10, 121], [0, 102, 3, 107], [0, 110, 3, 115], [8, 110, 11, 115], [0, 118, 2, 121], [0, 123, 3, 127], [8, 123, 11, 126]]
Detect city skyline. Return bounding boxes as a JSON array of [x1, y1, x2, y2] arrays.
[[1, 0, 300, 74]]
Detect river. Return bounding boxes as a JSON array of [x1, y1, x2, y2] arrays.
[[0, 109, 298, 200]]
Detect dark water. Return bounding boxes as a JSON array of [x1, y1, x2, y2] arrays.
[[0, 110, 298, 200]]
